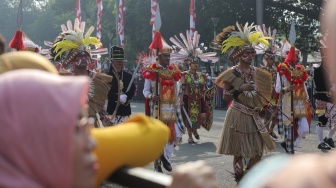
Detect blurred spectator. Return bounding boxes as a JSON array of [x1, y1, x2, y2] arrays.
[[0, 34, 6, 55]]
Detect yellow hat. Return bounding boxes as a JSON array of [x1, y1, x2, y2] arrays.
[[92, 113, 170, 187], [0, 51, 58, 75]]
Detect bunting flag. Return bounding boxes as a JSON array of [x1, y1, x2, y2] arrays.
[[95, 0, 103, 70], [117, 0, 125, 47], [76, 0, 81, 22], [150, 1, 161, 65], [189, 0, 196, 39], [150, 0, 158, 39], [150, 0, 158, 25], [96, 0, 103, 40]]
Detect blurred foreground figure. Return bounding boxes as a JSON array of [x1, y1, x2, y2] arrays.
[[0, 34, 6, 55]]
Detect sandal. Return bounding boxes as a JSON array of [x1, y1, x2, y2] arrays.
[[188, 138, 195, 144]]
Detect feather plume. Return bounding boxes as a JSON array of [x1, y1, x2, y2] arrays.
[[80, 21, 86, 33], [192, 31, 198, 49], [272, 29, 277, 39], [170, 30, 218, 63], [67, 20, 73, 31], [170, 37, 186, 50], [61, 24, 67, 32], [186, 30, 192, 51], [174, 35, 186, 49], [179, 33, 189, 51], [195, 33, 200, 49], [74, 18, 80, 31]]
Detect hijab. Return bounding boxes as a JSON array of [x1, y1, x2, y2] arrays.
[[0, 70, 89, 188]]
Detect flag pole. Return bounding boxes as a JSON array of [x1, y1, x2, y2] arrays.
[[115, 0, 119, 46]]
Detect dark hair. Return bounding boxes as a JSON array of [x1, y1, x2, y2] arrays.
[[0, 34, 6, 55]]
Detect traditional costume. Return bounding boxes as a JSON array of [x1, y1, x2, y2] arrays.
[[314, 35, 336, 150], [106, 46, 136, 125], [142, 31, 184, 173], [215, 22, 274, 183], [169, 30, 219, 143], [255, 25, 282, 139], [275, 32, 310, 153], [45, 18, 112, 128]]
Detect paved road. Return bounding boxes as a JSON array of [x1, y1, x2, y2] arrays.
[[130, 102, 329, 188]]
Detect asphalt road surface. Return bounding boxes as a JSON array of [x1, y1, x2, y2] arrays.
[[130, 102, 329, 188]]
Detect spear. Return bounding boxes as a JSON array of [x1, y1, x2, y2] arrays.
[[288, 21, 296, 153], [152, 3, 161, 119]]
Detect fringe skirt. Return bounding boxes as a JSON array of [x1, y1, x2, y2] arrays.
[[217, 106, 271, 158]]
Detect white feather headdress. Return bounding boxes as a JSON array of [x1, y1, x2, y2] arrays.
[[254, 24, 281, 56], [169, 30, 219, 64]]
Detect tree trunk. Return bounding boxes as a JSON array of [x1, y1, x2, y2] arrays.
[[301, 52, 308, 66]]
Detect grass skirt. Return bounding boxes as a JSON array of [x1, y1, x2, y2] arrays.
[[217, 107, 272, 158]]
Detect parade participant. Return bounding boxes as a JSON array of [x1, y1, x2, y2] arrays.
[[143, 31, 183, 173], [106, 46, 136, 125], [241, 1, 336, 187], [276, 27, 310, 154], [255, 25, 281, 139], [261, 52, 279, 139], [170, 30, 219, 143], [215, 23, 275, 183], [46, 18, 112, 128], [0, 34, 6, 55], [314, 36, 336, 150]]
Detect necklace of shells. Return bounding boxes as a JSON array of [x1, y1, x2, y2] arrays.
[[236, 65, 257, 98]]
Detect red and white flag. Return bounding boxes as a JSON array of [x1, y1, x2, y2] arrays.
[[117, 0, 125, 47], [76, 0, 81, 22], [150, 0, 158, 39], [95, 0, 103, 70], [96, 0, 103, 40], [189, 0, 196, 39]]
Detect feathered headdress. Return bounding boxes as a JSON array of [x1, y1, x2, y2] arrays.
[[254, 25, 281, 56], [169, 30, 219, 64], [216, 22, 271, 61], [136, 51, 152, 73], [44, 18, 107, 69]]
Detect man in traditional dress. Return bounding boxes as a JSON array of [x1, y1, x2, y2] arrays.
[[314, 36, 336, 150], [169, 30, 219, 143], [47, 18, 112, 128], [276, 45, 310, 154], [261, 51, 279, 139], [107, 46, 135, 125], [215, 23, 275, 184], [143, 31, 183, 173]]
